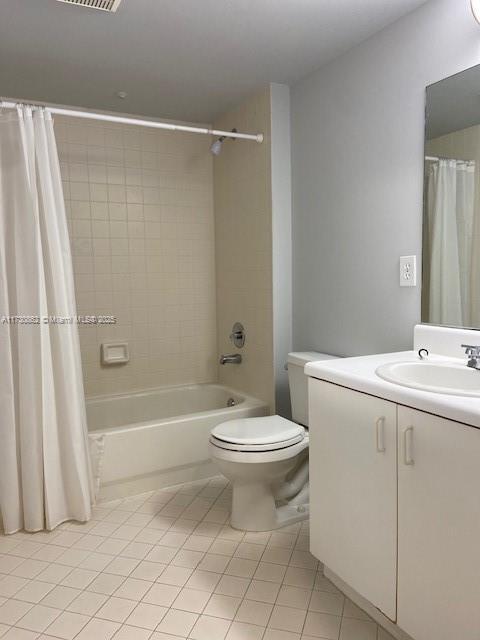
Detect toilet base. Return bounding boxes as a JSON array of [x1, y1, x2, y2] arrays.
[[230, 479, 309, 531]]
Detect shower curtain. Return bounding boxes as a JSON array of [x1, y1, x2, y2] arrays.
[[425, 159, 475, 326], [0, 106, 94, 534]]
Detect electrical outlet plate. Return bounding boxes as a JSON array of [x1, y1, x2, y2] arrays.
[[400, 255, 417, 287]]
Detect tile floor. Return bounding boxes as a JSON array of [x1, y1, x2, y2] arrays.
[[0, 477, 396, 640]]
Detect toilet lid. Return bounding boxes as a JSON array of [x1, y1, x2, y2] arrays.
[[211, 415, 305, 446], [210, 433, 305, 452]]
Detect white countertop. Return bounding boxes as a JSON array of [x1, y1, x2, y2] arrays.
[[305, 351, 480, 428]]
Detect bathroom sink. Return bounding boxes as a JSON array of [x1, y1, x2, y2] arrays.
[[375, 361, 480, 397]]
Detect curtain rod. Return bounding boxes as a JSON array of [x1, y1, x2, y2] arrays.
[[425, 155, 472, 162], [0, 100, 264, 144]]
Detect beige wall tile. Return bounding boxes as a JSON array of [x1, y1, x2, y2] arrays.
[[57, 116, 217, 396]]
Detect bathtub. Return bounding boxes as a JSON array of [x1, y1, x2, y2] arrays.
[[86, 384, 268, 500]]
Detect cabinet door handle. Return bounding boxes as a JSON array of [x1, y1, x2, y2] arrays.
[[376, 417, 386, 453], [403, 426, 414, 465]]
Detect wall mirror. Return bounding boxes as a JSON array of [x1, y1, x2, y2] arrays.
[[423, 64, 480, 329]]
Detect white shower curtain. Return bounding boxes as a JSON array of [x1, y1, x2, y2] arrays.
[[0, 106, 94, 534], [425, 159, 475, 326]]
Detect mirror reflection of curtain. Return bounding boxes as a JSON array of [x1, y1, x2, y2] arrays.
[[425, 159, 475, 327]]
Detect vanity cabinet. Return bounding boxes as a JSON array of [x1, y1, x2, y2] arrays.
[[309, 380, 398, 620], [397, 407, 480, 640], [309, 379, 480, 640]]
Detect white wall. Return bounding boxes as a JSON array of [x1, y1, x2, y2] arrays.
[[291, 0, 480, 357]]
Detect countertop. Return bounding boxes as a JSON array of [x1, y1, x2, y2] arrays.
[[305, 351, 480, 428]]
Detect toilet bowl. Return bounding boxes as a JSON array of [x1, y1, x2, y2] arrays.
[[210, 351, 338, 531]]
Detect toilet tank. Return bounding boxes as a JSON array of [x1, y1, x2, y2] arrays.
[[287, 352, 339, 426]]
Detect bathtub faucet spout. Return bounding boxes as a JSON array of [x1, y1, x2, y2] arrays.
[[220, 354, 242, 365]]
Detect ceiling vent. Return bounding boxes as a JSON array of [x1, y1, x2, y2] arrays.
[[56, 0, 123, 12]]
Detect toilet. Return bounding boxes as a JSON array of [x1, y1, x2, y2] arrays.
[[209, 351, 338, 531]]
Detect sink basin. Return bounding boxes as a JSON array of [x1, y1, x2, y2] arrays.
[[375, 361, 480, 397]]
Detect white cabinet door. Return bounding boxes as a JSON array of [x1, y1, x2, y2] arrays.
[[309, 379, 397, 620], [397, 407, 480, 640]]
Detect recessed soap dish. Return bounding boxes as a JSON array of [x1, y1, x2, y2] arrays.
[[101, 342, 129, 365]]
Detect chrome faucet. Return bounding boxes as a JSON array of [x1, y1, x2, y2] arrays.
[[461, 344, 480, 370], [219, 354, 242, 365]]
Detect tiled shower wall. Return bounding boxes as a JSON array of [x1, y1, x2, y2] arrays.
[[55, 116, 217, 397]]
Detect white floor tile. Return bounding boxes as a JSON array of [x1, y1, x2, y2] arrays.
[[85, 573, 124, 595], [16, 604, 61, 632], [245, 580, 280, 604], [112, 577, 152, 601], [67, 590, 109, 616], [225, 621, 265, 640], [96, 597, 136, 623], [172, 587, 210, 613], [253, 562, 286, 584], [225, 558, 257, 579], [142, 583, 181, 607], [157, 565, 192, 587], [261, 546, 292, 566], [60, 568, 98, 590], [276, 585, 311, 610], [214, 575, 250, 598], [35, 564, 72, 585], [339, 617, 377, 640], [0, 576, 29, 598], [264, 630, 301, 640], [125, 602, 167, 629], [130, 561, 165, 582], [342, 598, 372, 621], [171, 549, 204, 569], [283, 567, 316, 590], [183, 535, 214, 553], [156, 608, 198, 637], [0, 480, 386, 640], [75, 617, 120, 640], [234, 544, 265, 562], [39, 585, 80, 609], [189, 614, 231, 640], [183, 569, 221, 593], [14, 581, 54, 604], [111, 623, 152, 640], [103, 557, 138, 577], [0, 600, 33, 626], [308, 590, 344, 616], [303, 611, 341, 639], [268, 604, 306, 633], [198, 553, 230, 573], [235, 599, 273, 627], [1, 628, 38, 640], [45, 610, 90, 639], [208, 539, 239, 556], [11, 559, 48, 580], [203, 593, 241, 619]]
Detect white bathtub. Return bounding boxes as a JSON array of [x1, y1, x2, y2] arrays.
[[86, 384, 268, 500]]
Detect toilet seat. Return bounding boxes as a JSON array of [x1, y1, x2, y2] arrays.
[[211, 415, 304, 447], [210, 433, 304, 452], [210, 433, 309, 464]]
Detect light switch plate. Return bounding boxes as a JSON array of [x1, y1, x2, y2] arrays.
[[400, 255, 417, 287]]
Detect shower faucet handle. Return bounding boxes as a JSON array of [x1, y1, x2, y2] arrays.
[[229, 322, 245, 348]]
